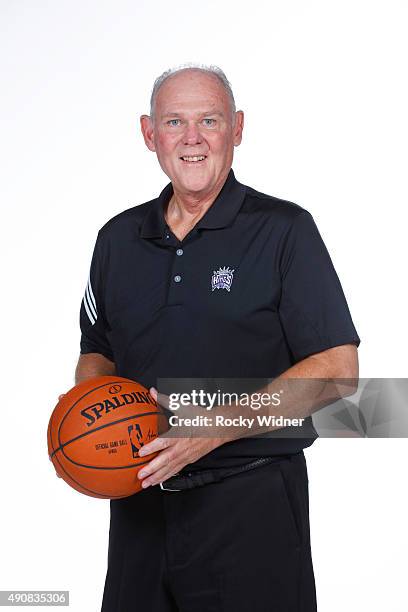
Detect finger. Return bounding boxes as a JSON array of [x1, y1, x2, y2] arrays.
[[141, 462, 181, 489], [138, 450, 176, 483], [157, 391, 170, 410], [149, 388, 170, 411], [58, 394, 66, 401], [138, 436, 171, 457]]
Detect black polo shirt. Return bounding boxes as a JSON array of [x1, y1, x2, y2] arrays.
[[79, 168, 360, 468]]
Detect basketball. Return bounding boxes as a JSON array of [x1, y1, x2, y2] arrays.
[[47, 376, 165, 499]]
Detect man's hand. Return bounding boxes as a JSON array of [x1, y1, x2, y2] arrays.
[[137, 388, 224, 488]]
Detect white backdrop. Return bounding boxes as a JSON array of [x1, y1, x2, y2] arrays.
[[1, 1, 407, 610]]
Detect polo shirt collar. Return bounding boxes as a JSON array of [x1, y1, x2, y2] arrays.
[[140, 168, 247, 238]]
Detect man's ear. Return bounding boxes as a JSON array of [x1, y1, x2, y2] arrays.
[[140, 115, 156, 152], [233, 110, 244, 147]]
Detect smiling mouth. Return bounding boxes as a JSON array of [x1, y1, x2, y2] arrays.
[[179, 155, 207, 163]]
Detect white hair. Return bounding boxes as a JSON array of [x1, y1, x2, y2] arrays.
[[149, 63, 236, 121]]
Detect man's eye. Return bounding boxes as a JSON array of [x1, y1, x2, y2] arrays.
[[203, 118, 216, 126], [167, 119, 181, 127]]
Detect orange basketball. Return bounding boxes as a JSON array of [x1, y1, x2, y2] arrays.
[[47, 376, 166, 499]]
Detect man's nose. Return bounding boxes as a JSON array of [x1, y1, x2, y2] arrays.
[[183, 121, 203, 145]]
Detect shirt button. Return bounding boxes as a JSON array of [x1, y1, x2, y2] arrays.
[[165, 234, 170, 240], [176, 248, 184, 256], [174, 275, 182, 283]]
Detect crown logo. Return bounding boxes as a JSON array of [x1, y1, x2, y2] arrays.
[[211, 266, 235, 292]]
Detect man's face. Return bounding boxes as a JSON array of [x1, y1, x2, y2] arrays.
[[140, 70, 244, 197]]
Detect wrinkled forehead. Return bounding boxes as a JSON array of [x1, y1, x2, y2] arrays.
[[155, 70, 232, 118]]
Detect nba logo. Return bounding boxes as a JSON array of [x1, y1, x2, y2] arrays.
[[128, 424, 143, 458]]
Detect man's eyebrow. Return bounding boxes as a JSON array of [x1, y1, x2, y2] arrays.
[[161, 112, 182, 118], [201, 111, 225, 117], [160, 110, 225, 119]]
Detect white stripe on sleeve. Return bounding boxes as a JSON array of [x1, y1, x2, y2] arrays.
[[87, 276, 96, 310], [83, 294, 96, 325], [86, 283, 97, 319]]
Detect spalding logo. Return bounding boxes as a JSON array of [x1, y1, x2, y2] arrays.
[[80, 391, 156, 427]]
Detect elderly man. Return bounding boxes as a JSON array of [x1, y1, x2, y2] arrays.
[[77, 64, 360, 611]]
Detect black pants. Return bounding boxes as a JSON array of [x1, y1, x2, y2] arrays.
[[101, 452, 317, 612]]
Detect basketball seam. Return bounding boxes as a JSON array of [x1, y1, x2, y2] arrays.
[[51, 410, 160, 457], [53, 445, 152, 471], [52, 449, 134, 498]]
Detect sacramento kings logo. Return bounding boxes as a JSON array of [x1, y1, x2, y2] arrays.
[[211, 266, 235, 292]]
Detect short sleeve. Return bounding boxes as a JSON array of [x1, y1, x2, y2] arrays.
[[278, 210, 360, 362], [79, 233, 114, 362]]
